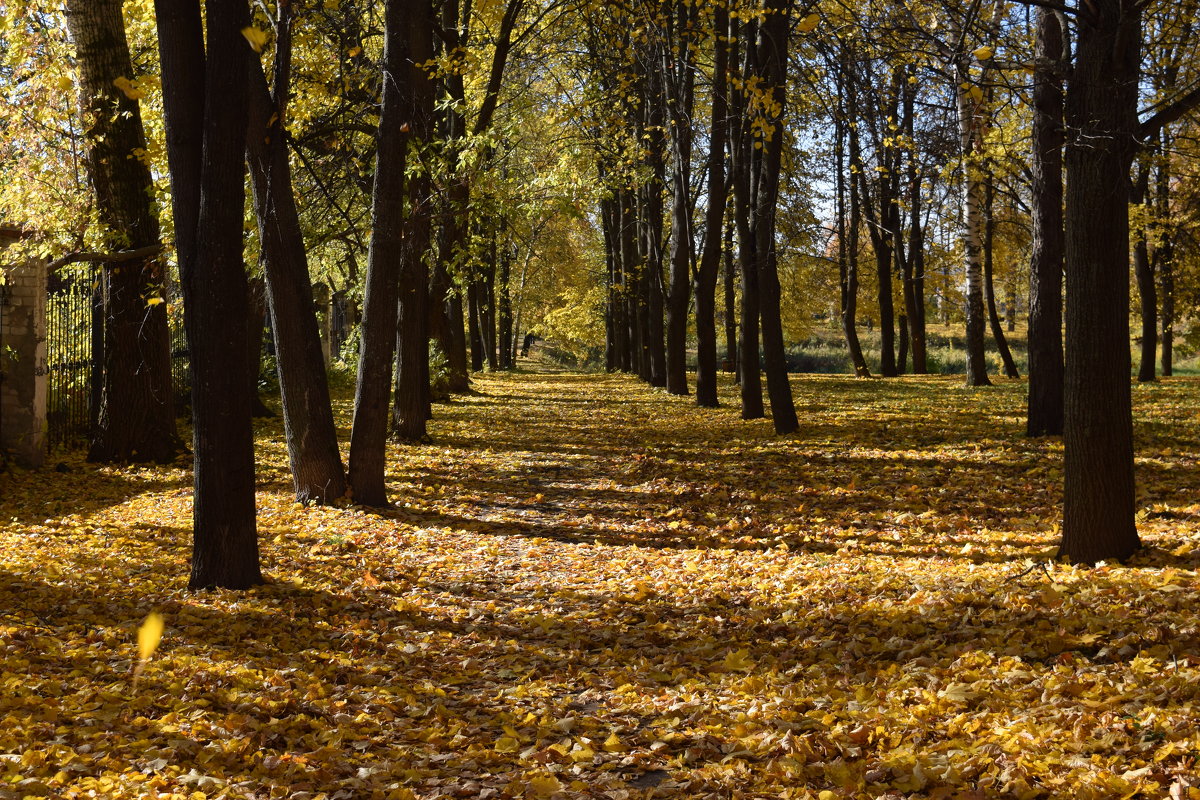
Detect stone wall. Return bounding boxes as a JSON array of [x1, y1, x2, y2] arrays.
[[1, 233, 48, 468]]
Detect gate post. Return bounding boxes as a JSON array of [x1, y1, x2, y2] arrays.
[[0, 242, 48, 468]]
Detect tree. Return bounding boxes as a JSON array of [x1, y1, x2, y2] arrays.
[[694, 1, 731, 407], [348, 0, 417, 506], [64, 0, 182, 464], [155, 0, 262, 589], [246, 1, 347, 504]]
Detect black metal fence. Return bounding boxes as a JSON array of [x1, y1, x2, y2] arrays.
[[45, 271, 99, 449]]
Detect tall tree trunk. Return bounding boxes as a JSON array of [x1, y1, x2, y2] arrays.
[[1026, 8, 1065, 436], [983, 175, 1019, 378], [498, 236, 513, 369], [393, 0, 434, 442], [694, 2, 729, 408], [66, 0, 181, 464], [156, 0, 261, 589], [1058, 0, 1140, 563], [837, 64, 870, 378], [752, 0, 798, 434], [348, 0, 414, 507], [468, 278, 485, 371], [246, 12, 347, 504]]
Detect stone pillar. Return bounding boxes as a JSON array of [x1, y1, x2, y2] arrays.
[[0, 248, 48, 468]]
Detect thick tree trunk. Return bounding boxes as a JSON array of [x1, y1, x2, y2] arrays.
[[66, 0, 182, 464], [348, 0, 413, 507], [1058, 0, 1141, 563], [156, 0, 261, 589], [902, 73, 927, 375], [1026, 8, 1065, 436], [246, 23, 347, 504]]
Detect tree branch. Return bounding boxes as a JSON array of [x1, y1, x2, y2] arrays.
[[1139, 81, 1200, 141], [47, 244, 162, 272]]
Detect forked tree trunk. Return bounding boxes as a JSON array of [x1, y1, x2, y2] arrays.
[[66, 0, 182, 465]]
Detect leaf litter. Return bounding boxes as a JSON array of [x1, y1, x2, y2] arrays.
[[1, 370, 1199, 799]]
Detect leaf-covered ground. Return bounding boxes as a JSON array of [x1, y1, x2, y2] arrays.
[[2, 365, 1199, 800]]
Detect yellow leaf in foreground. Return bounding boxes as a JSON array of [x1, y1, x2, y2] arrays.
[[723, 648, 754, 672], [603, 732, 623, 752], [528, 775, 561, 798], [973, 46, 995, 61], [137, 611, 164, 662], [494, 736, 520, 753], [241, 26, 270, 53], [797, 14, 819, 32]]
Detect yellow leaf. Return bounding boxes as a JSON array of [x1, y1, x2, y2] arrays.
[[528, 775, 561, 798], [137, 611, 164, 662], [723, 648, 754, 672], [146, 297, 165, 306], [494, 736, 520, 753], [797, 14, 819, 32], [602, 732, 623, 752], [241, 26, 270, 53], [112, 76, 145, 100], [973, 46, 995, 61]]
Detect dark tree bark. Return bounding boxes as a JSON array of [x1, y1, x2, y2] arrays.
[[393, 0, 435, 442], [65, 0, 182, 464], [156, 0, 261, 589], [694, 2, 729, 408], [1059, 0, 1140, 563], [983, 176, 1020, 378], [246, 7, 347, 504], [348, 0, 413, 506], [1026, 8, 1065, 436], [751, 0, 798, 434]]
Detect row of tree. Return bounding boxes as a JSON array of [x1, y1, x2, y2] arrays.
[[5, 0, 1200, 585]]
